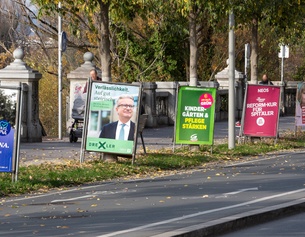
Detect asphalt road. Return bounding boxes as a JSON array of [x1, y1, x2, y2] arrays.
[[1, 149, 305, 236]]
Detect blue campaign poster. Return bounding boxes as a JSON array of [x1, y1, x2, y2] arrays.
[[0, 120, 14, 172]]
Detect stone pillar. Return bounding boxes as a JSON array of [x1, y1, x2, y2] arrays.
[[215, 60, 244, 120], [155, 81, 178, 125], [142, 82, 158, 127], [66, 52, 101, 132], [0, 47, 42, 142]]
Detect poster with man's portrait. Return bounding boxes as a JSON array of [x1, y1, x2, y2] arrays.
[[85, 81, 141, 155]]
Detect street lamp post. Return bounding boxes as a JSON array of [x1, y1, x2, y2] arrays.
[[228, 11, 236, 149], [58, 2, 62, 139]]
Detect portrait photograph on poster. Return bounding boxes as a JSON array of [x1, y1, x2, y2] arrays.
[[0, 88, 17, 127], [85, 81, 141, 155]]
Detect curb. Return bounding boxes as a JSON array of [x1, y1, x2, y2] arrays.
[[151, 198, 305, 237]]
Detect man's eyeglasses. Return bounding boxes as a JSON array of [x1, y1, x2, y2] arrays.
[[118, 104, 135, 109]]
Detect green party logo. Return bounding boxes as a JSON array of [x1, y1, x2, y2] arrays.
[[190, 134, 198, 142], [199, 93, 214, 109]]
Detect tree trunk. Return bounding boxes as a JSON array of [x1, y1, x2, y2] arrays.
[[189, 7, 198, 87], [189, 4, 199, 151], [99, 0, 112, 82], [250, 17, 258, 84]]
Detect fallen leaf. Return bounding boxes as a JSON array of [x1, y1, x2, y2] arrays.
[[77, 209, 86, 213], [56, 226, 69, 229]]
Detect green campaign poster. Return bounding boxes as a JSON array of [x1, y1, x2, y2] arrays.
[[175, 86, 216, 145]]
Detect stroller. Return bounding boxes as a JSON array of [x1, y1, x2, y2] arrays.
[[69, 96, 85, 143]]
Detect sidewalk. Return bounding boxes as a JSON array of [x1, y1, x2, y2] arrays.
[[19, 116, 296, 165]]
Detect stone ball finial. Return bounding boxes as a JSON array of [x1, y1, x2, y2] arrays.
[[13, 47, 25, 61], [83, 52, 94, 63]]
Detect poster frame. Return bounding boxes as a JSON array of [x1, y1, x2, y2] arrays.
[[80, 80, 142, 163], [0, 83, 23, 182], [295, 82, 305, 129], [240, 84, 281, 141], [174, 85, 216, 146]]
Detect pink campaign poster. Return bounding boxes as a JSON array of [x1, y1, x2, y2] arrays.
[[243, 85, 281, 137]]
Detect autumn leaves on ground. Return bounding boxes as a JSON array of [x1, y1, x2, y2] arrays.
[[0, 131, 304, 197]]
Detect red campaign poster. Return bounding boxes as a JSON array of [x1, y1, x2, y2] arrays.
[[243, 85, 281, 137]]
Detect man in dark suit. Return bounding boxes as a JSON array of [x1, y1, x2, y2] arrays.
[[99, 95, 135, 141]]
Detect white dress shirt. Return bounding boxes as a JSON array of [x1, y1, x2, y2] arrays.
[[115, 120, 131, 140]]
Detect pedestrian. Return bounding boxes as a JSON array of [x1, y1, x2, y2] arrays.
[[259, 74, 273, 85], [89, 69, 101, 81], [83, 69, 101, 93]]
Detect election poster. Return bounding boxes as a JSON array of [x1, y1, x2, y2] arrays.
[[295, 82, 305, 126], [242, 84, 280, 137], [0, 120, 14, 172], [85, 81, 141, 155], [0, 88, 17, 173], [0, 84, 23, 179], [175, 86, 216, 145]]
